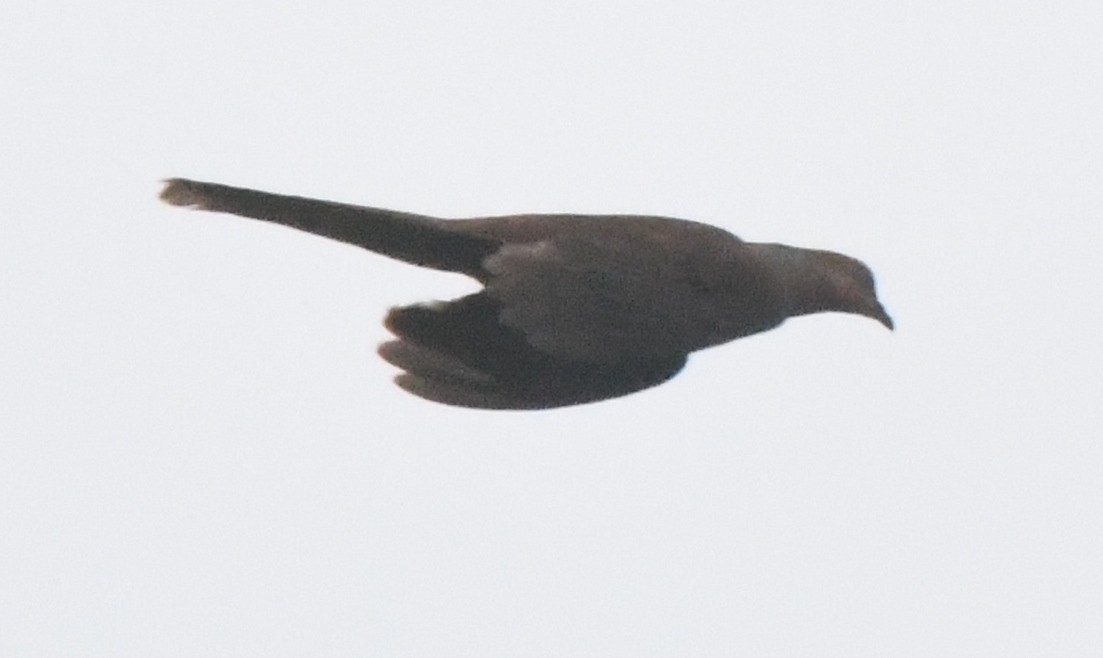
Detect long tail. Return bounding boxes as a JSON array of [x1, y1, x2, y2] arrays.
[[159, 178, 499, 274]]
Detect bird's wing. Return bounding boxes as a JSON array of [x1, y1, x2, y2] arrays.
[[379, 292, 687, 409], [160, 178, 500, 274], [478, 227, 759, 363]]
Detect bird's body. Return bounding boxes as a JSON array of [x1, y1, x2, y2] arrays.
[[160, 178, 891, 409]]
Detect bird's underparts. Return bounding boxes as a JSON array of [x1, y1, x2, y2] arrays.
[[160, 178, 892, 410]]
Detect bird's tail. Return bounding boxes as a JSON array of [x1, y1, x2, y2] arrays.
[[159, 178, 499, 274]]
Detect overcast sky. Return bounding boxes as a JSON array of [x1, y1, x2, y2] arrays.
[[2, 1, 1101, 656]]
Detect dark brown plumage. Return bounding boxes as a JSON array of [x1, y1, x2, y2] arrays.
[[160, 178, 892, 409]]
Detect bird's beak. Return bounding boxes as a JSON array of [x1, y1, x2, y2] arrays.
[[869, 303, 894, 331]]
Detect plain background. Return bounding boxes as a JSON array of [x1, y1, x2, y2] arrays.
[[2, 1, 1100, 656]]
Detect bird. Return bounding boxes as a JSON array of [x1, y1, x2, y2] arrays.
[[160, 178, 892, 410]]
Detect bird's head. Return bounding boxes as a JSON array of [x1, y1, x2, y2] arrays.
[[815, 250, 894, 330], [751, 243, 893, 330]]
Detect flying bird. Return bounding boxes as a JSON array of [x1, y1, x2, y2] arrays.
[[160, 178, 892, 410]]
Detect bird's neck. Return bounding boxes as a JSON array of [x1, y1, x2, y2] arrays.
[[743, 242, 838, 318]]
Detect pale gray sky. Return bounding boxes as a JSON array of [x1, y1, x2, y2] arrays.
[[2, 1, 1101, 656]]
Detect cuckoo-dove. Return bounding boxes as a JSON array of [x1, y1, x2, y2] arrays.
[[160, 178, 892, 410]]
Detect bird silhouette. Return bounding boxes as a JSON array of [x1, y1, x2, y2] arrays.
[[161, 178, 891, 409]]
